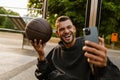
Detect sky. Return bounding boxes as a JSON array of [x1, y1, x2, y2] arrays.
[[0, 0, 28, 16]]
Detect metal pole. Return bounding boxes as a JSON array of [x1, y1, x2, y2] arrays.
[[85, 0, 91, 28], [42, 0, 48, 19], [96, 0, 102, 31], [85, 0, 102, 29]]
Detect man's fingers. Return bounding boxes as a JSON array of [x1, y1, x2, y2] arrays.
[[98, 37, 105, 46], [83, 46, 107, 58], [34, 39, 37, 46], [85, 52, 105, 62], [84, 40, 101, 50], [84, 52, 107, 67], [38, 40, 42, 45], [84, 40, 107, 54]]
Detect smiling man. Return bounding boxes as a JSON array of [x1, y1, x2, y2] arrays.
[[55, 17, 76, 47], [32, 16, 120, 80]]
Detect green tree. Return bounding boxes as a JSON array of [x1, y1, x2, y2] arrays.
[[27, 0, 120, 38], [3, 9, 19, 29], [27, 0, 86, 37], [100, 0, 120, 38], [0, 7, 19, 29], [48, 0, 87, 37], [27, 0, 43, 17], [0, 7, 7, 26]]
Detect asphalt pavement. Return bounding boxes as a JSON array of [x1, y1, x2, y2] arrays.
[[0, 41, 56, 80], [0, 32, 120, 80], [0, 32, 56, 80]]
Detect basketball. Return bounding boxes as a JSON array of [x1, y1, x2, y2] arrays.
[[25, 18, 52, 44]]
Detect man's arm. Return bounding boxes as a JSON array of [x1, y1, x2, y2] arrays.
[[94, 58, 120, 80], [35, 48, 55, 80], [83, 37, 107, 67], [31, 39, 54, 80], [83, 37, 120, 79], [31, 39, 46, 61], [35, 59, 49, 80]]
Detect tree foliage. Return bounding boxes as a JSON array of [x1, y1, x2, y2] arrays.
[[0, 7, 7, 26], [27, 0, 120, 39], [100, 0, 120, 37], [27, 0, 43, 17], [0, 7, 19, 29]]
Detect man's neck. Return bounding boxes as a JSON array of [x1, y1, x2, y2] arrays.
[[64, 38, 76, 48]]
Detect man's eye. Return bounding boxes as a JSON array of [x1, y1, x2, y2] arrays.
[[67, 26, 72, 29], [59, 28, 64, 31]]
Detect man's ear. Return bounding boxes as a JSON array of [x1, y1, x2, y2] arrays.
[[55, 31, 59, 37], [73, 25, 76, 32]]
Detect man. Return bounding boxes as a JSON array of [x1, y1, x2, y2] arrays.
[[32, 16, 120, 80]]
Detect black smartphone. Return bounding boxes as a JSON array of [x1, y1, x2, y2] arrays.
[[83, 26, 99, 44]]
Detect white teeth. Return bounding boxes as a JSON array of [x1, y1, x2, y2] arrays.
[[65, 34, 70, 38]]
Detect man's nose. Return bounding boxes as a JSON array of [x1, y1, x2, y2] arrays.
[[64, 28, 69, 33]]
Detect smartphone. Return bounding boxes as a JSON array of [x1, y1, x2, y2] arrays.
[[83, 26, 99, 44]]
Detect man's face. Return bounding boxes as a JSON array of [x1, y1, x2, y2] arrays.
[[56, 20, 76, 44]]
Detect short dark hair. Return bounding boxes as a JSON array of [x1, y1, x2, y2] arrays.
[[56, 16, 70, 22], [55, 16, 72, 28]]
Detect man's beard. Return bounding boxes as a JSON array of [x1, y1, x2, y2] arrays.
[[60, 31, 75, 44]]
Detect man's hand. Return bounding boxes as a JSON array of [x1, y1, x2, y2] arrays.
[[31, 39, 46, 61], [83, 37, 107, 67]]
